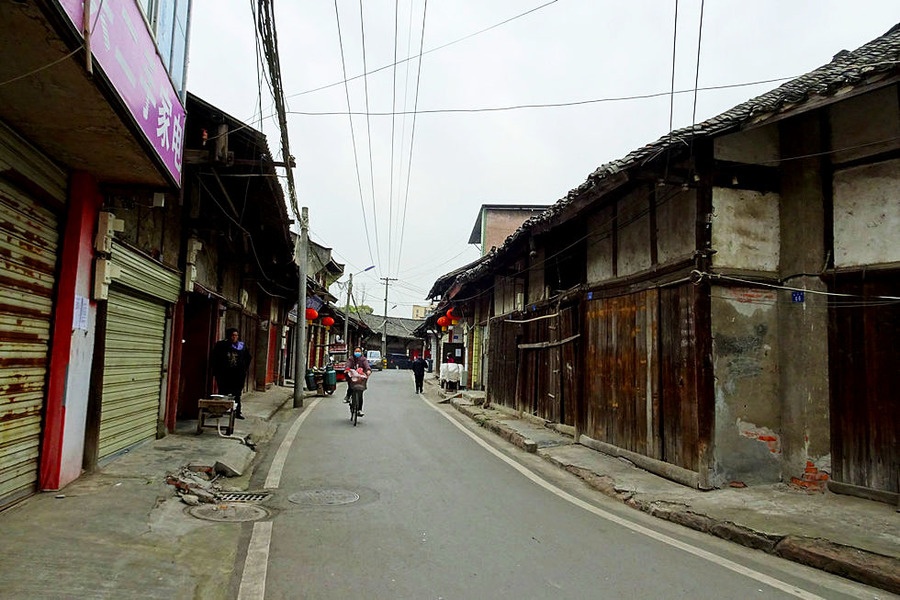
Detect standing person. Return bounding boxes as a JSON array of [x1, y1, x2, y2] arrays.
[[344, 347, 371, 416], [211, 328, 251, 419], [411, 355, 426, 394]]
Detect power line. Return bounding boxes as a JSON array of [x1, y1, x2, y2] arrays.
[[395, 0, 429, 279], [283, 75, 798, 117], [664, 0, 678, 182], [332, 0, 378, 272], [387, 0, 400, 278], [284, 0, 561, 102], [358, 0, 382, 273], [255, 0, 299, 219], [688, 0, 706, 159]]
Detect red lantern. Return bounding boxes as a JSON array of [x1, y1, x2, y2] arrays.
[[437, 316, 449, 327], [446, 308, 455, 319], [322, 316, 335, 329], [305, 308, 318, 320]]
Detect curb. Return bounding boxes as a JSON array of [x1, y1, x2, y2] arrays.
[[447, 400, 900, 594]]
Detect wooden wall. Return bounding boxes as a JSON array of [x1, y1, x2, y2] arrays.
[[829, 270, 900, 494]]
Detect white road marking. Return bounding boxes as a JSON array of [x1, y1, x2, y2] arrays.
[[237, 521, 273, 600], [264, 397, 322, 490], [420, 395, 825, 600], [238, 398, 322, 600]]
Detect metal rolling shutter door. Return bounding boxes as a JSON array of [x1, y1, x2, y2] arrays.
[[97, 287, 167, 459], [0, 178, 59, 506]]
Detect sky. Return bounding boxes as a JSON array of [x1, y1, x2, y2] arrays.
[[187, 0, 900, 316]]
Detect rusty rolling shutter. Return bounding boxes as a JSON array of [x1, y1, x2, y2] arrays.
[[0, 177, 60, 506], [97, 287, 167, 460], [110, 240, 181, 304]]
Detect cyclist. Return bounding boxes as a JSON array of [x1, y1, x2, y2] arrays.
[[344, 347, 372, 416]]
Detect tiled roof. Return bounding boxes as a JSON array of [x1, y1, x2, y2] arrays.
[[442, 23, 900, 292], [360, 313, 424, 339]]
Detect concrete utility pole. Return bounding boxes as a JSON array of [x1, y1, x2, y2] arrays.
[[293, 206, 309, 408], [380, 277, 397, 362], [342, 273, 352, 352]]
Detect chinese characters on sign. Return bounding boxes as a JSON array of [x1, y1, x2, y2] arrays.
[[57, 0, 186, 185]]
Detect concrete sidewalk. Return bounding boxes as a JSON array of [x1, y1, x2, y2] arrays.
[[0, 385, 314, 600], [429, 379, 900, 594]]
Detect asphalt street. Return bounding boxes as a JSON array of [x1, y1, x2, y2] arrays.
[[244, 370, 891, 600]]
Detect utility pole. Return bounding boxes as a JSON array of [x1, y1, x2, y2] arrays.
[[293, 207, 309, 408], [342, 273, 352, 354], [380, 277, 398, 362]]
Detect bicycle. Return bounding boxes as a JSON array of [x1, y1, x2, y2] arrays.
[[349, 388, 363, 426]]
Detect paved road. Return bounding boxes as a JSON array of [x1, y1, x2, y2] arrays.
[[242, 370, 887, 600]]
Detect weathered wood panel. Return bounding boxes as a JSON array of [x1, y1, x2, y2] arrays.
[[829, 271, 900, 494], [582, 290, 662, 458], [487, 318, 519, 409], [559, 305, 579, 427], [659, 285, 700, 471]]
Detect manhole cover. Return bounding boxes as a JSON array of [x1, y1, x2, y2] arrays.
[[187, 503, 270, 522], [288, 489, 360, 506]]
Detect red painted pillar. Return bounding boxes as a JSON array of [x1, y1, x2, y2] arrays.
[[40, 172, 102, 490]]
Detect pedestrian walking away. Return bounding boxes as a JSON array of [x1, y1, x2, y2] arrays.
[[211, 328, 251, 419], [344, 347, 372, 416], [411, 355, 426, 393]]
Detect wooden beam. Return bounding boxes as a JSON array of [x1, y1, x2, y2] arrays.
[[518, 333, 580, 350]]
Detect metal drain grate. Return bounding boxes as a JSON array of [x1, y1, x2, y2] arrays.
[[218, 492, 270, 503]]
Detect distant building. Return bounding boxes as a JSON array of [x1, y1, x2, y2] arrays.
[[468, 204, 550, 255], [412, 304, 435, 320]]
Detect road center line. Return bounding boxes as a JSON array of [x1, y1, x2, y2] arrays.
[[239, 398, 321, 600], [264, 397, 322, 490], [237, 521, 273, 600], [420, 395, 824, 600]]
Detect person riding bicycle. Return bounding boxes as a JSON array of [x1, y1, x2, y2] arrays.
[[344, 347, 371, 416]]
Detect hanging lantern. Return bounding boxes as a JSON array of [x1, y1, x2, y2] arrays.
[[305, 308, 319, 321], [437, 316, 449, 331], [446, 308, 455, 319], [322, 316, 335, 329]]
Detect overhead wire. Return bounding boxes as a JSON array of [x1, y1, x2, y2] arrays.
[[395, 0, 429, 278], [332, 0, 378, 272], [387, 0, 400, 278], [358, 0, 383, 273], [688, 0, 706, 159], [664, 0, 678, 182], [283, 75, 798, 117], [284, 0, 560, 102], [255, 0, 300, 219]]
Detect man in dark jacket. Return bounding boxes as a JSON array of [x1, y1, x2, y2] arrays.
[[411, 356, 426, 394], [211, 328, 252, 419]]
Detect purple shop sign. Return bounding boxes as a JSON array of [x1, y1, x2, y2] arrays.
[[57, 0, 185, 186]]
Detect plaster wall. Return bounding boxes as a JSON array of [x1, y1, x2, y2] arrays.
[[778, 113, 831, 482], [617, 189, 652, 276], [527, 247, 546, 303], [833, 158, 900, 267], [710, 286, 781, 486], [194, 240, 219, 291], [656, 187, 697, 264], [713, 124, 779, 164], [711, 187, 780, 272], [586, 204, 614, 283], [483, 210, 540, 252], [829, 85, 900, 164]]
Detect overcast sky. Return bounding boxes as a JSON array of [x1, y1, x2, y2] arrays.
[[187, 1, 900, 316]]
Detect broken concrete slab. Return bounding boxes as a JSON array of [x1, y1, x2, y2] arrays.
[[214, 444, 256, 478]]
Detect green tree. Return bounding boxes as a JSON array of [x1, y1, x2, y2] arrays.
[[348, 304, 374, 315]]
